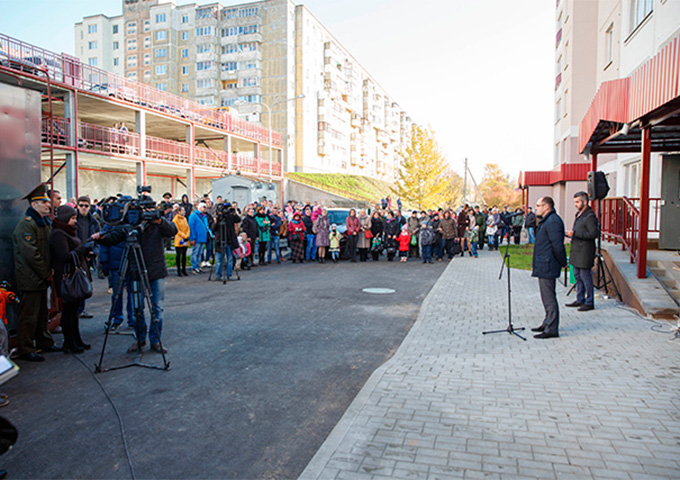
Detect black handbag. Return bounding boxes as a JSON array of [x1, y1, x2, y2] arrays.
[[60, 251, 93, 303]]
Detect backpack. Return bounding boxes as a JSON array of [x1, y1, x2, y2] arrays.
[[420, 228, 434, 246]]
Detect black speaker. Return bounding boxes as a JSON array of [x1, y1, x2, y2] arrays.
[[587, 171, 610, 200]]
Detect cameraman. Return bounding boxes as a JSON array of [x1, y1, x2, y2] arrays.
[[92, 203, 177, 354], [212, 203, 240, 280]]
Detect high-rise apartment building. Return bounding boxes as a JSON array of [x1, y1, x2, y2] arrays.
[[75, 0, 412, 181]]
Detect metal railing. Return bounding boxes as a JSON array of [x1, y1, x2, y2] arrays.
[[40, 116, 283, 176], [1, 32, 283, 147], [597, 196, 661, 264]]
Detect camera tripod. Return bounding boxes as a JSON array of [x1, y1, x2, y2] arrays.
[[96, 226, 170, 372], [593, 199, 621, 301], [208, 221, 240, 284], [482, 247, 527, 341]]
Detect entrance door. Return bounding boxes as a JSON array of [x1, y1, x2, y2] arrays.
[[659, 155, 680, 249], [232, 186, 250, 207]]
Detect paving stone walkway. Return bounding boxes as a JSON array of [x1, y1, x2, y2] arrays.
[[300, 252, 680, 480]]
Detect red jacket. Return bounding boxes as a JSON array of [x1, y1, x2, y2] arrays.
[[346, 215, 361, 235], [288, 220, 306, 240], [398, 231, 411, 251]]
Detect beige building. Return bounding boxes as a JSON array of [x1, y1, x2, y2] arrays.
[[75, 0, 412, 181]]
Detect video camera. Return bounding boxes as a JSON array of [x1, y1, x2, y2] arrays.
[[100, 185, 162, 226], [215, 202, 235, 222]]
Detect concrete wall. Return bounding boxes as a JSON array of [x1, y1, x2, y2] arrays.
[[285, 180, 366, 208]]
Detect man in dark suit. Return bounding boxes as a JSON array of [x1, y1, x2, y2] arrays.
[[566, 191, 600, 311], [531, 197, 567, 339]]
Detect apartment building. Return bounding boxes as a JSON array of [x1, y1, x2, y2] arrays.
[[74, 0, 412, 181]]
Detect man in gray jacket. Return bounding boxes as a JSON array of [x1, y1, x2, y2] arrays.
[[565, 191, 600, 311]]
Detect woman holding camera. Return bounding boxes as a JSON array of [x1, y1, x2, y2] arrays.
[[50, 205, 93, 353]]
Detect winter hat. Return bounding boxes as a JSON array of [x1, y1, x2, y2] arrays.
[[56, 205, 77, 223], [331, 223, 337, 229]]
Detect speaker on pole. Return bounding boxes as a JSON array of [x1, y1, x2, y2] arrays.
[[587, 171, 610, 200]]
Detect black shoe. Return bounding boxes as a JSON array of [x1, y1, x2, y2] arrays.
[[77, 343, 91, 350], [80, 311, 93, 319], [19, 352, 45, 362], [63, 345, 85, 354], [531, 325, 546, 332], [534, 332, 559, 339], [40, 345, 63, 353], [578, 304, 594, 311], [565, 301, 583, 308]]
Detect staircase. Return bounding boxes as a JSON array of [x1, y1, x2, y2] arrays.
[[648, 260, 680, 311]]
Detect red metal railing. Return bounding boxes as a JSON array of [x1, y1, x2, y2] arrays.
[[597, 196, 661, 264], [40, 117, 282, 176], [1, 32, 283, 147]]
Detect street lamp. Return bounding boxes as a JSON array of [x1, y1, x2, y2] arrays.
[[234, 94, 304, 181]]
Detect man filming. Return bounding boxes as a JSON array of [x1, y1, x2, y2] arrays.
[[212, 202, 240, 281], [565, 191, 600, 311], [92, 200, 177, 354]]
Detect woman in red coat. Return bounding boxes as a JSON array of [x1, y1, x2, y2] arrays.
[[345, 209, 361, 262], [288, 212, 306, 263]]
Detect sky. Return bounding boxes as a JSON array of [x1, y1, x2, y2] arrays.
[[0, 0, 555, 182]]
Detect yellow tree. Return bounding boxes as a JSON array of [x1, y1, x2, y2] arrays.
[[478, 163, 521, 208], [442, 168, 465, 209], [393, 125, 449, 210]]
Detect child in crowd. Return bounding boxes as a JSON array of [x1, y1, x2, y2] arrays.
[[329, 224, 341, 263], [419, 221, 434, 264], [235, 232, 251, 270], [397, 224, 411, 263]]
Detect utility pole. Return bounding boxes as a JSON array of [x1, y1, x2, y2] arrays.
[[463, 157, 468, 203]]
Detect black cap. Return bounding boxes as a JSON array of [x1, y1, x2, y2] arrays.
[[23, 183, 50, 203]]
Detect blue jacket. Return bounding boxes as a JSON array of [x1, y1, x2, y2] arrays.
[[99, 224, 125, 275], [269, 214, 282, 236], [532, 209, 567, 279], [188, 210, 210, 244]]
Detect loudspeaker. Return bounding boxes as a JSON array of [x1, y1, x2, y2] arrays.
[[587, 171, 610, 200]]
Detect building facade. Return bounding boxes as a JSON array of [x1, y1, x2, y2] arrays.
[[75, 0, 412, 181]]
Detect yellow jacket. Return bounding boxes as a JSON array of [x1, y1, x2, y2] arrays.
[[172, 214, 190, 247]]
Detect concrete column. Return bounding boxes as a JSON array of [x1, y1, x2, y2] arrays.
[[65, 152, 77, 200], [224, 135, 231, 171], [187, 124, 195, 199], [135, 110, 146, 158], [63, 90, 77, 147], [136, 161, 147, 187]]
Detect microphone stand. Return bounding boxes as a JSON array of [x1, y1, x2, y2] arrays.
[[483, 247, 526, 341]]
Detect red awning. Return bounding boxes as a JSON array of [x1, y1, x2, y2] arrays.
[[579, 34, 680, 154], [518, 162, 590, 188]]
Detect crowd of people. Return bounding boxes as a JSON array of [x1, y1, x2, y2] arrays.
[[9, 182, 552, 365]]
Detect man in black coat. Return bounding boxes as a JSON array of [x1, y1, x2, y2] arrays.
[[524, 207, 537, 244], [566, 191, 600, 311], [531, 196, 567, 339], [93, 207, 177, 353], [240, 207, 259, 267], [76, 196, 100, 318]]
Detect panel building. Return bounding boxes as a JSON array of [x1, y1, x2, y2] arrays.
[[75, 0, 412, 181]]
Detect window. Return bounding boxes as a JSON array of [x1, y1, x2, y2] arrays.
[[605, 24, 614, 66], [144, 53, 150, 65], [144, 20, 150, 32], [155, 30, 167, 41], [196, 61, 214, 71], [239, 7, 258, 17], [625, 161, 641, 197], [181, 48, 189, 58], [127, 21, 137, 34], [241, 42, 258, 52], [181, 83, 189, 92], [155, 47, 167, 58], [181, 65, 189, 75], [221, 27, 238, 37], [181, 14, 189, 23], [88, 41, 97, 50], [196, 44, 214, 54], [113, 25, 119, 34], [113, 41, 119, 50], [222, 80, 237, 89], [127, 56, 137, 67], [156, 65, 167, 75], [241, 61, 259, 69], [88, 24, 97, 34], [156, 83, 167, 91], [239, 25, 258, 35], [181, 31, 189, 40], [222, 8, 238, 20], [629, 0, 653, 33], [155, 13, 166, 23], [127, 39, 137, 51], [197, 96, 215, 105], [196, 26, 214, 37], [127, 72, 137, 79], [144, 70, 150, 78], [197, 78, 214, 89], [144, 37, 150, 48], [222, 44, 239, 54], [88, 57, 98, 66], [113, 57, 119, 66], [240, 77, 258, 87], [221, 61, 237, 71]]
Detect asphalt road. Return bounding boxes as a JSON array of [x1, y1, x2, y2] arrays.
[[2, 257, 447, 479]]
